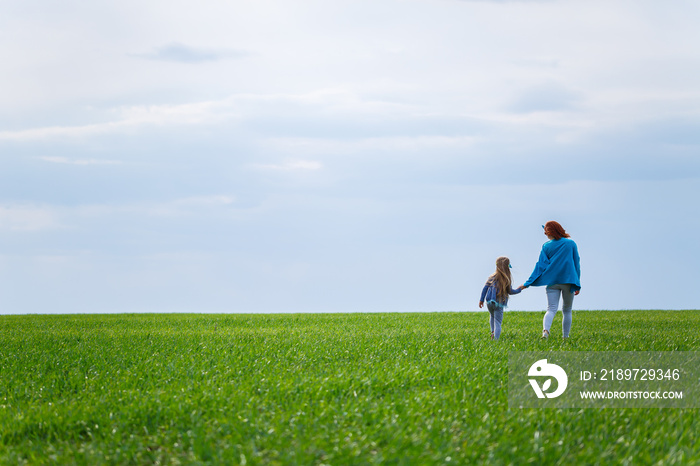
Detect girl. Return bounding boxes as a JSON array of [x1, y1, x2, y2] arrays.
[[479, 256, 522, 340]]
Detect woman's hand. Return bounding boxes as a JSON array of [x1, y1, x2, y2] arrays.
[[479, 301, 484, 308]]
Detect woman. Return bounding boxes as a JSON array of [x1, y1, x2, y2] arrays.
[[521, 221, 581, 339]]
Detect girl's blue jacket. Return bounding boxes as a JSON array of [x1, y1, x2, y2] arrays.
[[524, 237, 581, 292], [480, 280, 521, 308]]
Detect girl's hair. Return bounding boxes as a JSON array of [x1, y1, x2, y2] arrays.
[[544, 221, 570, 240], [487, 256, 512, 303]]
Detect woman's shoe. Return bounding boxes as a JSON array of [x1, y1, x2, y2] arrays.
[[490, 332, 495, 340], [541, 329, 550, 339]]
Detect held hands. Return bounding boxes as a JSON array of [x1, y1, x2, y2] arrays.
[[514, 284, 578, 295]]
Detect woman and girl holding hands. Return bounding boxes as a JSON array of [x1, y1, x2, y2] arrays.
[[479, 220, 581, 340]]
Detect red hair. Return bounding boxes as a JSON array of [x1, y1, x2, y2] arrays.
[[545, 221, 570, 240]]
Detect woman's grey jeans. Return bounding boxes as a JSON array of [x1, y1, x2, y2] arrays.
[[544, 284, 574, 338]]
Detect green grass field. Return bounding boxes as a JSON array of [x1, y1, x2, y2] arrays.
[[1, 310, 699, 465]]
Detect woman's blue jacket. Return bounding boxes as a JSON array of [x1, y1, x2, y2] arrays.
[[524, 237, 581, 292]]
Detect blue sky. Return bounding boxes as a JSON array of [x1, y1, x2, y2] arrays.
[[1, 0, 699, 313]]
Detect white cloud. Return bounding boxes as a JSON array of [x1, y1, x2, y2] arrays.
[[172, 195, 236, 206], [511, 56, 561, 68], [0, 100, 238, 141], [0, 205, 62, 231], [0, 122, 127, 141], [71, 196, 238, 219], [262, 135, 478, 157], [508, 82, 582, 113], [38, 156, 122, 166], [254, 160, 323, 171], [133, 42, 249, 63], [0, 196, 238, 234]]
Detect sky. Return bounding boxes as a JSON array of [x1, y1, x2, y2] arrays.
[[1, 0, 699, 314]]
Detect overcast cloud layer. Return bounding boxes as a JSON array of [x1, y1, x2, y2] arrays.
[[1, 0, 699, 313]]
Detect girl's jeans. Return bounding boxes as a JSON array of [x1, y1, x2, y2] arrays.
[[486, 302, 504, 340], [544, 284, 574, 337]]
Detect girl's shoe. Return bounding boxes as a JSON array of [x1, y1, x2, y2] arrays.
[[490, 332, 495, 340], [541, 329, 550, 339]]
